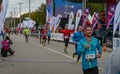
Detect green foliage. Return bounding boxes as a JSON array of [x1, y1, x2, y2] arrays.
[[21, 3, 46, 25], [87, 3, 105, 15]]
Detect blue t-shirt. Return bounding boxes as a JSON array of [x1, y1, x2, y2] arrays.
[[47, 30, 51, 36]]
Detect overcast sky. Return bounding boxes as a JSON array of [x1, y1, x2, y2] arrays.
[[7, 0, 46, 17]]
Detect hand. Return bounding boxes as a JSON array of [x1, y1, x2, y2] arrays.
[[74, 42, 76, 44], [85, 44, 90, 49], [97, 53, 101, 58]]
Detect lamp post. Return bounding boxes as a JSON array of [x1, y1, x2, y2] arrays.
[[64, 0, 74, 18], [18, 2, 23, 24], [82, 0, 87, 10], [9, 11, 13, 27], [13, 8, 16, 27], [29, 0, 31, 18]]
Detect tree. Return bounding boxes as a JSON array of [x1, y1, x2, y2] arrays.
[[21, 3, 46, 26], [87, 3, 105, 15]]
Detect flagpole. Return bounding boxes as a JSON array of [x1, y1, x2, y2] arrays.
[[29, 0, 31, 18], [13, 8, 16, 27]]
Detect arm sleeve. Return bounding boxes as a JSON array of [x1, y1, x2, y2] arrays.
[[77, 40, 86, 55]]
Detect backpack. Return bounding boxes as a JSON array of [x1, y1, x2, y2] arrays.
[[2, 40, 9, 51]]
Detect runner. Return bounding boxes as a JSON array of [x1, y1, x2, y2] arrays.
[[42, 27, 47, 46], [77, 25, 102, 74], [60, 25, 71, 54], [24, 27, 30, 43], [72, 26, 84, 64]]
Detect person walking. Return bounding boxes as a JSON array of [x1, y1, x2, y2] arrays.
[[77, 25, 102, 74], [72, 26, 84, 64], [24, 27, 30, 43]]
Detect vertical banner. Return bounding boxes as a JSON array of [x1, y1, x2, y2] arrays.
[[106, 6, 115, 30], [82, 8, 90, 28], [1, 0, 9, 22], [0, 0, 9, 32], [113, 1, 120, 50], [50, 16, 56, 31], [53, 14, 62, 33], [75, 9, 82, 32], [46, 0, 53, 23], [68, 12, 74, 30], [88, 12, 96, 24], [92, 12, 99, 31]]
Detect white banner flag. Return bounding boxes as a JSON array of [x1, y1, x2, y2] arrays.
[[1, 0, 9, 22], [50, 16, 56, 31], [113, 1, 120, 50], [75, 9, 82, 32], [88, 12, 96, 24], [68, 12, 74, 29], [0, 0, 9, 32], [53, 14, 62, 33], [113, 1, 120, 36]]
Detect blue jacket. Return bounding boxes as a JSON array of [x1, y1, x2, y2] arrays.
[[77, 37, 102, 70], [47, 30, 51, 36], [72, 31, 84, 43]]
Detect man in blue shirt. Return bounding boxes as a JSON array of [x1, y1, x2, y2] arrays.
[[77, 25, 102, 74], [72, 26, 84, 64]]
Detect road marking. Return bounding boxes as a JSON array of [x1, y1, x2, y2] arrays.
[[2, 59, 75, 63], [30, 40, 76, 61]]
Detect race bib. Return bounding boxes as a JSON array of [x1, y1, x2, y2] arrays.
[[85, 51, 96, 60], [65, 36, 69, 39]]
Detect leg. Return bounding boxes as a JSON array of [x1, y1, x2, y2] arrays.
[[40, 36, 41, 43], [72, 44, 77, 58], [43, 38, 46, 46], [48, 36, 51, 44], [48, 36, 50, 44], [76, 55, 81, 64], [64, 39, 69, 54], [91, 67, 98, 74], [1, 48, 7, 57], [83, 69, 90, 74]]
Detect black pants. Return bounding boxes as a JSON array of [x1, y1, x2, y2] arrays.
[[83, 67, 98, 74], [73, 43, 81, 61], [1, 48, 14, 57], [48, 36, 51, 44], [64, 39, 69, 47]]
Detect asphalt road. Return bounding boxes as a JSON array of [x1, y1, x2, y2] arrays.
[[0, 34, 111, 74]]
